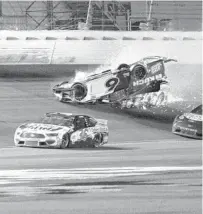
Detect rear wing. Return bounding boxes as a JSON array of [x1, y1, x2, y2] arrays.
[[163, 58, 177, 63], [96, 118, 108, 125]]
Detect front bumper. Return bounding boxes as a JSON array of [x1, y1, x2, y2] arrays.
[[14, 137, 61, 148], [172, 126, 202, 140]]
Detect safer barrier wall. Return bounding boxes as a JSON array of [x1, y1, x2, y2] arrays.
[[0, 31, 202, 65], [0, 40, 202, 64], [0, 33, 202, 65], [0, 30, 202, 74]]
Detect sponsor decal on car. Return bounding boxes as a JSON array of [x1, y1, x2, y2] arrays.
[[184, 113, 203, 122], [92, 126, 108, 133], [181, 127, 196, 132], [149, 62, 163, 74], [25, 124, 63, 132], [70, 132, 81, 143], [123, 72, 130, 77], [133, 73, 163, 86], [180, 127, 197, 135], [71, 129, 95, 143]]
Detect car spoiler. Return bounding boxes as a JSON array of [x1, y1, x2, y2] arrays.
[[163, 58, 177, 63], [129, 56, 177, 67], [96, 119, 108, 125]]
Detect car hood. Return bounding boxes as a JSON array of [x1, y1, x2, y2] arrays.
[[17, 123, 73, 134]]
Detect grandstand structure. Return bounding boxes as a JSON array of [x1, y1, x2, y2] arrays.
[[0, 1, 202, 31]]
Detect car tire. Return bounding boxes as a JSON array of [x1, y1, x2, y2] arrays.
[[58, 93, 64, 102], [117, 63, 130, 70], [97, 99, 103, 104], [60, 134, 69, 149], [93, 133, 103, 148]]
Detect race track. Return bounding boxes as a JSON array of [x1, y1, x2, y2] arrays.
[[0, 78, 202, 214]]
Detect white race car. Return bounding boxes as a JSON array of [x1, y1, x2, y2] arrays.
[[14, 112, 108, 149], [53, 56, 177, 109]]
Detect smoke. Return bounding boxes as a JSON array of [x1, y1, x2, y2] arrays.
[[74, 70, 89, 82], [166, 63, 202, 103], [167, 93, 184, 103]]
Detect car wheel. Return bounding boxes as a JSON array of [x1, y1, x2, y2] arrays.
[[117, 63, 130, 70], [93, 133, 103, 148], [97, 99, 103, 104], [58, 93, 64, 102], [55, 92, 64, 102], [60, 134, 69, 149]]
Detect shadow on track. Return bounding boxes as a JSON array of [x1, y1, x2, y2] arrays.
[[17, 145, 131, 151], [67, 146, 132, 151], [0, 64, 98, 78]]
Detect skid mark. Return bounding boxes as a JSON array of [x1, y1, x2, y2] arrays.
[[0, 166, 201, 197]]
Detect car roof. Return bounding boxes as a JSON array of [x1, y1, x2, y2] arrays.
[[45, 112, 92, 119], [192, 104, 202, 110], [191, 104, 202, 114]]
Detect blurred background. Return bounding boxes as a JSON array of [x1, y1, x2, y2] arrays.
[[0, 0, 202, 31]]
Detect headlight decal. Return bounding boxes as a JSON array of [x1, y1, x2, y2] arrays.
[[15, 128, 22, 136], [178, 115, 184, 120], [46, 133, 59, 137]]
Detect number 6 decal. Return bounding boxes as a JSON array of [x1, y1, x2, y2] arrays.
[[105, 77, 119, 92]]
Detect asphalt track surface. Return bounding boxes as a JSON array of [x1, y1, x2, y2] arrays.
[[0, 77, 202, 214]]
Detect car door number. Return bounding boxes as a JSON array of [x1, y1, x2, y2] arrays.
[[105, 77, 119, 92]]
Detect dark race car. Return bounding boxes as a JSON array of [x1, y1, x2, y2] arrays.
[[14, 112, 108, 149], [172, 104, 202, 139], [53, 56, 177, 109]]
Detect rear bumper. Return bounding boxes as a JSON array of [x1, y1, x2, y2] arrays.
[[53, 92, 72, 102]]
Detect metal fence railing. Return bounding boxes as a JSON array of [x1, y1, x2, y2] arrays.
[[0, 1, 202, 31]]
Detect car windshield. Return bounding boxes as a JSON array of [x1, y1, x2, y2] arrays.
[[191, 105, 202, 115], [39, 116, 74, 127]]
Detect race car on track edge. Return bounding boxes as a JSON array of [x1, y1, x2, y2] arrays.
[[172, 104, 202, 139], [14, 112, 109, 149]]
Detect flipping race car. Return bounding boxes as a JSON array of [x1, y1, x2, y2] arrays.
[[14, 112, 109, 149], [53, 56, 176, 108], [172, 104, 202, 139]]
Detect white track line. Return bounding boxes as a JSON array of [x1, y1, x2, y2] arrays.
[[0, 166, 201, 184], [0, 166, 201, 173]]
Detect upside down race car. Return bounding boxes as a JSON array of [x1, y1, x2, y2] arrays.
[[14, 112, 109, 149], [53, 56, 177, 108], [172, 105, 202, 140]]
